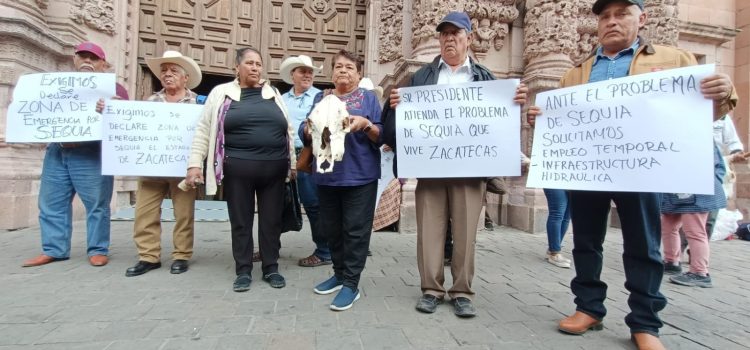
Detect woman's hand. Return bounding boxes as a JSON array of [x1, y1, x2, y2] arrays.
[[185, 167, 204, 189], [289, 168, 297, 181], [348, 115, 370, 132]]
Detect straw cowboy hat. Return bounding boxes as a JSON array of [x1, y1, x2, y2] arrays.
[[279, 55, 323, 85], [358, 77, 384, 101], [146, 50, 202, 89]]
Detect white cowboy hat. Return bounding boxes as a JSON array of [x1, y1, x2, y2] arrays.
[[146, 50, 202, 89], [279, 55, 323, 85], [358, 77, 384, 100]]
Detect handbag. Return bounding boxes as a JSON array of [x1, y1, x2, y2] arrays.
[[296, 145, 313, 173], [281, 180, 303, 233]]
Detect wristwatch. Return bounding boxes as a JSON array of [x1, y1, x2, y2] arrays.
[[363, 121, 373, 133]]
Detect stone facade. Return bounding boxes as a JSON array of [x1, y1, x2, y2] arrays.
[[0, 0, 747, 231]]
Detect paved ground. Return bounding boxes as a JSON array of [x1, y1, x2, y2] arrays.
[[1, 219, 749, 350]]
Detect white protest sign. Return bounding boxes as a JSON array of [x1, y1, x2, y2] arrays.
[[101, 100, 203, 177], [5, 72, 116, 142], [396, 79, 520, 178], [527, 64, 715, 194]]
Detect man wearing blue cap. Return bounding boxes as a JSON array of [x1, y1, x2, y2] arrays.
[[527, 0, 737, 348], [383, 11, 531, 318]]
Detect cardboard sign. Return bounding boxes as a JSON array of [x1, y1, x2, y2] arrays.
[[5, 72, 116, 142], [395, 79, 521, 178], [527, 64, 715, 194], [101, 100, 203, 177]]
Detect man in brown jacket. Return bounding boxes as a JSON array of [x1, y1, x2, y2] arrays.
[[527, 0, 737, 349]]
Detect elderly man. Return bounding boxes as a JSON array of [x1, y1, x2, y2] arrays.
[[527, 0, 737, 348], [279, 55, 328, 267], [124, 51, 203, 277], [22, 42, 129, 267], [383, 11, 530, 318]]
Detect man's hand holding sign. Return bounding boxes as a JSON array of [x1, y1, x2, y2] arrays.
[[526, 64, 725, 194]]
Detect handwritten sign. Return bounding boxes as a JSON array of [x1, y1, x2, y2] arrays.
[[396, 79, 520, 178], [101, 100, 203, 177], [527, 64, 715, 194], [5, 72, 116, 142]]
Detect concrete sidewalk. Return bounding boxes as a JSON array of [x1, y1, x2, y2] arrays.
[[1, 220, 749, 350]]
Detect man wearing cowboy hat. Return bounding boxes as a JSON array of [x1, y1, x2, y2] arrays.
[[22, 41, 129, 268], [124, 50, 203, 277], [279, 55, 330, 267]]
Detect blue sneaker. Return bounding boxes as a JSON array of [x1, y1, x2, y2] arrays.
[[330, 286, 360, 311], [314, 276, 343, 295]]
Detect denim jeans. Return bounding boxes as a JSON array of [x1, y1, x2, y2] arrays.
[[296, 170, 330, 260], [569, 190, 666, 335], [318, 181, 377, 289], [544, 189, 570, 253], [38, 143, 114, 258]]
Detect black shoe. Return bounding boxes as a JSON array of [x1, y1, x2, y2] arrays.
[[125, 261, 161, 277], [484, 221, 494, 231], [262, 272, 286, 288], [415, 294, 442, 313], [170, 259, 189, 274], [233, 274, 252, 292], [452, 297, 477, 318], [663, 261, 682, 275]]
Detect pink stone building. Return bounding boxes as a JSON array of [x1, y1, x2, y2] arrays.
[[0, 0, 747, 232]]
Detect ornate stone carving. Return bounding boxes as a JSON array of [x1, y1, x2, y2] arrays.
[[465, 0, 518, 53], [411, 0, 464, 50], [378, 0, 403, 63], [304, 0, 337, 22], [641, 0, 679, 46], [523, 0, 579, 62], [571, 0, 598, 63], [70, 0, 116, 35], [36, 0, 49, 9]]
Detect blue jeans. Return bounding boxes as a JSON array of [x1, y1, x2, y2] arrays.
[[296, 170, 330, 260], [569, 190, 666, 335], [38, 143, 114, 258], [544, 189, 570, 253]]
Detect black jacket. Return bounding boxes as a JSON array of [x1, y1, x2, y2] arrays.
[[381, 55, 496, 176]]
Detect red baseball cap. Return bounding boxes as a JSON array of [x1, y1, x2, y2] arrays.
[[75, 42, 106, 61]]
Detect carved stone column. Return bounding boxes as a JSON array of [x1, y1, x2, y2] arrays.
[[0, 0, 128, 230]]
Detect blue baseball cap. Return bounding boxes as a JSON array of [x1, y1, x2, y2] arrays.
[[592, 0, 644, 14], [436, 11, 472, 33]]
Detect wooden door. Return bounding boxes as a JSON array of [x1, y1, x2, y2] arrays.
[[137, 0, 367, 96]]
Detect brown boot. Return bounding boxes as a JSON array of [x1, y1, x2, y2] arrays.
[[558, 311, 603, 335], [631, 333, 666, 350], [22, 254, 64, 267]]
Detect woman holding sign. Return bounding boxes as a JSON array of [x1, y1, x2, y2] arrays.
[[183, 47, 296, 292], [300, 50, 383, 311]]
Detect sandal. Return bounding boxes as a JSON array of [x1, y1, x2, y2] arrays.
[[252, 251, 261, 262], [298, 254, 332, 267]]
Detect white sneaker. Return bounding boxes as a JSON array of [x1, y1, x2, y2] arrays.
[[547, 251, 572, 263], [547, 252, 571, 268]]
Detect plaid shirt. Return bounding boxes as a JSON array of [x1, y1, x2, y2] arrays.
[[146, 89, 198, 104]]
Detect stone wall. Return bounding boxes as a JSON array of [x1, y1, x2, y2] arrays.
[[0, 0, 132, 230]]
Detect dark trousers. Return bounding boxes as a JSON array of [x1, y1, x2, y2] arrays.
[[318, 181, 377, 289], [223, 157, 287, 276], [569, 190, 667, 335]]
